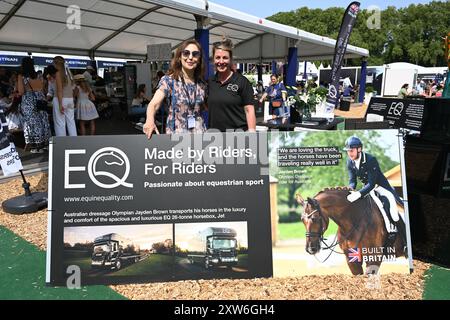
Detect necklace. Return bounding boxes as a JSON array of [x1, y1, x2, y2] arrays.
[[182, 70, 195, 84], [219, 71, 233, 84]]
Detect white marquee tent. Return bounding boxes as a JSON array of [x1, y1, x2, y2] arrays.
[[0, 0, 369, 62]]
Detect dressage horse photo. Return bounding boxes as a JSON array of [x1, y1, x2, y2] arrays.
[[296, 187, 407, 275]]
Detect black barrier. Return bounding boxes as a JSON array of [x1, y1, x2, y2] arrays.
[[403, 98, 450, 267], [47, 133, 272, 286], [366, 97, 426, 132]]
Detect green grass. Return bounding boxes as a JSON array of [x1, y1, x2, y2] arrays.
[[0, 226, 126, 300], [278, 221, 339, 240], [423, 265, 450, 300], [111, 254, 173, 277], [63, 256, 92, 271]]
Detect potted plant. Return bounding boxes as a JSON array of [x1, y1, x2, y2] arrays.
[[365, 86, 374, 105], [288, 86, 328, 121]]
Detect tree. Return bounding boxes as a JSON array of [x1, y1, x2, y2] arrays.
[[408, 42, 426, 65], [267, 2, 450, 67]]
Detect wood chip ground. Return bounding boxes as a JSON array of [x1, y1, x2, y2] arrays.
[[0, 173, 429, 300]]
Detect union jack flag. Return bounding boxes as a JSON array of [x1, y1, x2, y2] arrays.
[[350, 4, 360, 14], [348, 247, 362, 263]]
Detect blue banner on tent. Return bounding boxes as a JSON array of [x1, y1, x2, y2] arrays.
[[0, 55, 28, 66], [33, 57, 91, 69], [32, 57, 54, 66], [97, 60, 125, 68]]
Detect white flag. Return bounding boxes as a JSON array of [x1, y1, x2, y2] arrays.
[[0, 142, 23, 176]]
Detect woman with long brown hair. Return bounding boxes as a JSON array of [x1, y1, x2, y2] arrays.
[[143, 39, 207, 138]]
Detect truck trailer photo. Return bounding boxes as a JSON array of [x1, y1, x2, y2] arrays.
[[187, 227, 239, 270]]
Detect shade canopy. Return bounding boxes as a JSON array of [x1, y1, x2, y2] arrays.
[[0, 0, 369, 61]]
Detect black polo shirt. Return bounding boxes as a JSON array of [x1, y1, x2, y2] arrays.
[[208, 72, 254, 131]]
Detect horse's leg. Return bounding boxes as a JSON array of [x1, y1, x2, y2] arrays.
[[345, 260, 364, 275], [365, 262, 382, 275], [395, 218, 408, 258]]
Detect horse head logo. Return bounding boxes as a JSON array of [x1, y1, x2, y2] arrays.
[[328, 85, 338, 99], [296, 193, 329, 255], [87, 147, 133, 189]]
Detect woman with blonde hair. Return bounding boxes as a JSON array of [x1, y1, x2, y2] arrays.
[[143, 39, 207, 138], [74, 74, 99, 135], [207, 38, 256, 131], [53, 56, 77, 136]]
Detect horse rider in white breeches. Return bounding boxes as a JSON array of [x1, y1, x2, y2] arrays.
[[370, 186, 400, 233], [344, 136, 403, 240]]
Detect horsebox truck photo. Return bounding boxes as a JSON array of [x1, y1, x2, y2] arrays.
[[91, 233, 142, 271], [187, 227, 239, 270]]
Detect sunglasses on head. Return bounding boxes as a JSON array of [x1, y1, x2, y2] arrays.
[[181, 50, 201, 58]]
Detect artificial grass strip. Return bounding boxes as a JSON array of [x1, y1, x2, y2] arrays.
[[423, 265, 450, 300], [0, 226, 126, 300]]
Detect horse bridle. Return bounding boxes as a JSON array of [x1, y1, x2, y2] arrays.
[[302, 195, 374, 261], [302, 199, 325, 242]]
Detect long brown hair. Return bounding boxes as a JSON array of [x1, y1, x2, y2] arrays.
[[168, 39, 205, 82], [53, 56, 73, 86]]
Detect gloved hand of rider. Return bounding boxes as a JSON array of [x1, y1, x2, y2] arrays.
[[347, 191, 362, 203]]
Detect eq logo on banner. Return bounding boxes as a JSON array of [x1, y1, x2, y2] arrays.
[[64, 147, 133, 189], [388, 102, 404, 117]]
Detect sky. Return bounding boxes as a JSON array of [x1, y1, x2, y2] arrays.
[[211, 1, 434, 18], [64, 225, 173, 250]]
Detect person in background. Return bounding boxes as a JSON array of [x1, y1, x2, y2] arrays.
[[397, 83, 409, 99], [342, 76, 352, 90], [256, 80, 264, 96], [83, 66, 95, 86], [74, 74, 99, 135], [414, 79, 424, 95], [43, 65, 57, 99], [16, 57, 51, 153], [259, 74, 287, 117], [435, 84, 444, 97], [132, 84, 151, 107], [53, 56, 77, 136], [36, 70, 43, 81], [0, 88, 11, 110], [208, 38, 256, 132], [143, 39, 207, 138], [130, 84, 151, 122]]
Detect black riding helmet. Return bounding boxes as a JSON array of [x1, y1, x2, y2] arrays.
[[344, 136, 363, 151]]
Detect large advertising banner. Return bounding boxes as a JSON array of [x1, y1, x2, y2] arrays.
[[46, 133, 272, 286], [269, 130, 413, 277]]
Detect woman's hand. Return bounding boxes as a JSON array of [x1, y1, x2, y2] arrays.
[[143, 120, 159, 139], [58, 100, 64, 114]]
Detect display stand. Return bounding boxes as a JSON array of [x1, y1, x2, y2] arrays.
[[2, 169, 47, 214]]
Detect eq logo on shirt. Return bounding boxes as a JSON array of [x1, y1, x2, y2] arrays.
[[64, 147, 133, 189], [226, 84, 239, 92]]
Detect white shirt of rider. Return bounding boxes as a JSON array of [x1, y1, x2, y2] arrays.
[[354, 156, 361, 170]]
